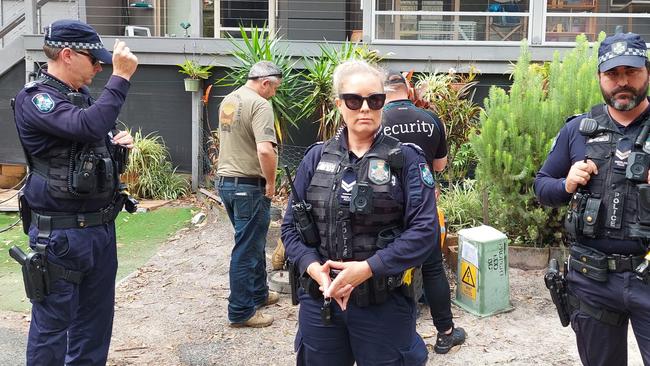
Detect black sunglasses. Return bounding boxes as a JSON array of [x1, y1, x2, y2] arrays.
[[339, 93, 386, 110], [74, 50, 99, 65]]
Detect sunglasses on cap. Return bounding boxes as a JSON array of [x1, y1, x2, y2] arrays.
[[247, 73, 283, 80], [339, 93, 386, 110], [73, 49, 99, 65]]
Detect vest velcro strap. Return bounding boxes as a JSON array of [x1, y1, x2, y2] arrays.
[[568, 294, 626, 327], [48, 261, 84, 284]]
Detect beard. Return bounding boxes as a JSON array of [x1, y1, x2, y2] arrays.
[[601, 80, 649, 111]]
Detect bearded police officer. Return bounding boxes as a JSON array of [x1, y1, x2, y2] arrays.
[[12, 19, 138, 365], [535, 33, 650, 366]]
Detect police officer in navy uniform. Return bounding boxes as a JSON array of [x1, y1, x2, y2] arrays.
[[12, 19, 138, 365], [383, 70, 467, 354], [281, 60, 437, 365], [535, 32, 650, 366]]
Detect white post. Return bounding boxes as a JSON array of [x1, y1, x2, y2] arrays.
[[214, 0, 221, 38], [268, 0, 276, 37], [190, 0, 202, 37], [24, 0, 37, 35], [191, 89, 201, 192], [362, 0, 372, 43]]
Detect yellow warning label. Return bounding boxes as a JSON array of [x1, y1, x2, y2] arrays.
[[459, 260, 477, 300]]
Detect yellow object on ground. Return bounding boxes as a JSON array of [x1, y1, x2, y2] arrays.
[[438, 207, 446, 248]]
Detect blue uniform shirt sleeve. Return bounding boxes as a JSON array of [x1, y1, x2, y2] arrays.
[[281, 144, 324, 275], [366, 145, 437, 277], [534, 116, 586, 207], [16, 75, 130, 148]]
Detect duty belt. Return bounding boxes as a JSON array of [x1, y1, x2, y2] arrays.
[[32, 204, 121, 230], [606, 254, 644, 272], [570, 243, 645, 282], [300, 273, 404, 307]]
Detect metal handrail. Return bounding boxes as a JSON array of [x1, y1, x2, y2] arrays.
[[0, 13, 26, 40], [0, 0, 51, 43]]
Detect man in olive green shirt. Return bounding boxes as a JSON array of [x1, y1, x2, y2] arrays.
[[216, 61, 281, 328]]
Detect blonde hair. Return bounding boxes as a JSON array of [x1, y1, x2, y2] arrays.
[[332, 60, 385, 97]]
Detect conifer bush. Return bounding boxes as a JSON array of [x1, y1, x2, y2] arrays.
[[472, 34, 604, 247]]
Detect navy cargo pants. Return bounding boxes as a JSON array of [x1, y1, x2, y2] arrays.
[[567, 269, 650, 366], [26, 223, 117, 366], [295, 290, 428, 366]]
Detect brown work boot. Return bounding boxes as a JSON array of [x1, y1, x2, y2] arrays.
[[257, 291, 280, 309], [229, 310, 274, 328]]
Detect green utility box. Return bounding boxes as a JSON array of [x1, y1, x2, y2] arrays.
[[452, 225, 513, 317]]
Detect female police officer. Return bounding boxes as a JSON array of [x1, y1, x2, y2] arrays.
[[281, 60, 438, 365]]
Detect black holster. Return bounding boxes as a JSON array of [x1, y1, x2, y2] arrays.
[[18, 191, 31, 235], [288, 260, 300, 305], [9, 245, 83, 302], [544, 258, 571, 327]]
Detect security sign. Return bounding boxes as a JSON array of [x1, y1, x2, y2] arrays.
[[459, 259, 477, 301]]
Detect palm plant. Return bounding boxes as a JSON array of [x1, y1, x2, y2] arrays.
[[297, 42, 385, 140], [214, 25, 302, 142]]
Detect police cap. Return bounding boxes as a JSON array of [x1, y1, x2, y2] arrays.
[[44, 19, 112, 64], [598, 32, 648, 72]]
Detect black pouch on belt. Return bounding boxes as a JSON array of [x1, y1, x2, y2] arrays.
[[581, 197, 601, 238], [569, 244, 608, 282], [637, 184, 650, 225]]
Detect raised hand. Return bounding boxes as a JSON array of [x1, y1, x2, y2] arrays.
[[112, 39, 138, 81]]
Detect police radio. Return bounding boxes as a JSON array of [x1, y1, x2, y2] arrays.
[[72, 151, 97, 194], [284, 165, 320, 247]]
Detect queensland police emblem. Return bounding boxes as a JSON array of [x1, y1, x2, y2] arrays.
[[419, 163, 434, 188], [32, 93, 55, 113], [368, 159, 390, 185], [611, 41, 627, 55]]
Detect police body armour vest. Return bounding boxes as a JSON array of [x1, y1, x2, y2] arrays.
[[305, 132, 404, 261], [26, 75, 119, 201], [568, 105, 650, 242]]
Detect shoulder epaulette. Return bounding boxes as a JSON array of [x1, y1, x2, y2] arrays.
[[564, 113, 582, 124], [304, 141, 324, 155]]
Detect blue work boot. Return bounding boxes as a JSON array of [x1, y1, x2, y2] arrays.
[[434, 327, 466, 354]]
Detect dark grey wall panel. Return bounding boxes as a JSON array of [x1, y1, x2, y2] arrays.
[[0, 63, 26, 165], [92, 65, 193, 172]]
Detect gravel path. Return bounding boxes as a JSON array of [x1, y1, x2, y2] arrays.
[[0, 204, 644, 365]]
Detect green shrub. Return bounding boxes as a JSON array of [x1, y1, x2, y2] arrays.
[[124, 129, 189, 200], [472, 35, 604, 247], [438, 179, 484, 233]]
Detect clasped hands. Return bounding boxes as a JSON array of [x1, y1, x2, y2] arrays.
[[306, 260, 373, 311]]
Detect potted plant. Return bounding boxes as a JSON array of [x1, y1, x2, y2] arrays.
[[177, 59, 213, 92]]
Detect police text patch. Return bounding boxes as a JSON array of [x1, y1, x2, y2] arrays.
[[32, 93, 55, 113], [316, 161, 337, 173]]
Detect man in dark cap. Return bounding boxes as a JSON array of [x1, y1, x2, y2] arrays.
[[382, 70, 466, 355], [535, 32, 650, 365], [12, 19, 138, 365]]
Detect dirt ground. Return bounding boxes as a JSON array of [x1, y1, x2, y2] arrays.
[[0, 204, 645, 366]]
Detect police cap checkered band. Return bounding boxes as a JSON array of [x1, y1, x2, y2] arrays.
[[44, 19, 113, 64], [598, 32, 648, 72]]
